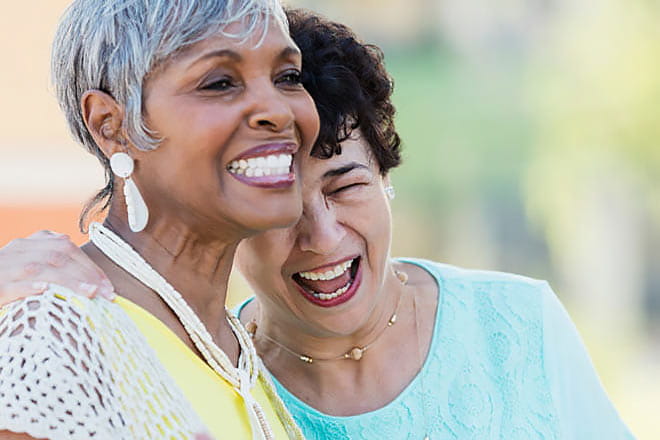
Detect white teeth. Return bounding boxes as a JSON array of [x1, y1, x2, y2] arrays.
[[298, 259, 353, 281], [312, 281, 351, 301], [228, 153, 293, 178]]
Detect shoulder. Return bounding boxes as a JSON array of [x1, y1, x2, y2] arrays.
[[397, 257, 552, 305], [0, 285, 128, 354], [0, 286, 208, 439], [0, 286, 128, 439]]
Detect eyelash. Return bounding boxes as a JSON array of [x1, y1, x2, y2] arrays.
[[331, 183, 364, 195], [202, 77, 234, 91], [277, 70, 302, 86], [201, 69, 302, 92]]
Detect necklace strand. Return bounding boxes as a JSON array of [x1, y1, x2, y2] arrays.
[[89, 222, 274, 440], [251, 269, 407, 364]]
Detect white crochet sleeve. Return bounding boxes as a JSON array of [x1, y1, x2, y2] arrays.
[[0, 287, 207, 440]]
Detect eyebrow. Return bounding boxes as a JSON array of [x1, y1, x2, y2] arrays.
[[192, 46, 301, 67], [322, 162, 369, 179]]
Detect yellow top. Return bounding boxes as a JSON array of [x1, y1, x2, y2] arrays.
[[115, 296, 292, 439]]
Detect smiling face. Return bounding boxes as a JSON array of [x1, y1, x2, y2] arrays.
[[127, 19, 319, 238], [236, 133, 394, 335]]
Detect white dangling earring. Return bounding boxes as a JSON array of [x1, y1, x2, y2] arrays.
[[384, 185, 396, 200], [110, 152, 149, 232]]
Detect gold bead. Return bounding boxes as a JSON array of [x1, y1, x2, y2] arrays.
[[348, 347, 363, 360], [388, 313, 397, 326], [245, 321, 257, 336], [395, 269, 408, 285], [300, 355, 313, 364]]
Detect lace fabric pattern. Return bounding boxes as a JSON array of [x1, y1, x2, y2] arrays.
[[0, 286, 207, 440], [273, 261, 562, 440]]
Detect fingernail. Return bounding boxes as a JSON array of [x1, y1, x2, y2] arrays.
[[99, 285, 116, 301], [32, 281, 48, 292], [79, 282, 98, 296]]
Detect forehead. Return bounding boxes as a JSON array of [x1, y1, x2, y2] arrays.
[[165, 17, 296, 68], [301, 135, 374, 178]]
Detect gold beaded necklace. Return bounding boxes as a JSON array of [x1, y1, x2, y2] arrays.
[[247, 269, 408, 364]]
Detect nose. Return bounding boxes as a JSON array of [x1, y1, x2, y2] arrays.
[[247, 81, 295, 132], [296, 200, 346, 255]]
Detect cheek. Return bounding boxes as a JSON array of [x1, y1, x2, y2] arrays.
[[237, 232, 292, 279], [293, 95, 320, 150], [363, 199, 392, 261]]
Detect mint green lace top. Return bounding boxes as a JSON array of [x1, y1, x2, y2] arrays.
[[236, 259, 634, 439]]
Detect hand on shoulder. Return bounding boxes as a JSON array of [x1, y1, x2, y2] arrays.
[[0, 230, 115, 306]]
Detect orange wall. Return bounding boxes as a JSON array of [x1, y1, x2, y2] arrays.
[[0, 205, 88, 246]]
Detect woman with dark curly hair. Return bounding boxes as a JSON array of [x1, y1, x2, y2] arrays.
[[0, 7, 633, 440], [235, 10, 633, 439]]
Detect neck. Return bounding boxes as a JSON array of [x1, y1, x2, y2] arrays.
[[255, 268, 406, 385], [86, 212, 241, 360]]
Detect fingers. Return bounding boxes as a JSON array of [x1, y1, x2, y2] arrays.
[[0, 231, 116, 306], [40, 235, 115, 298]]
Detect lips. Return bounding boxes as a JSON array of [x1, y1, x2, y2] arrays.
[[292, 257, 361, 307], [227, 142, 297, 188]]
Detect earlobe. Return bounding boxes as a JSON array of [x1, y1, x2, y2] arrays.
[[81, 90, 126, 159], [383, 175, 395, 200]]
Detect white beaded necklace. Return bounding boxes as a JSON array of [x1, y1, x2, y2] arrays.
[[89, 222, 274, 440]]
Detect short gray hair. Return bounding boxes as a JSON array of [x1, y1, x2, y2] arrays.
[[51, 0, 287, 228]]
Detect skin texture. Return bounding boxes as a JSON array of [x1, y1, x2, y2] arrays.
[[0, 18, 319, 440], [235, 134, 439, 416]]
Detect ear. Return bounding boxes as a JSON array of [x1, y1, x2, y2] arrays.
[[81, 90, 127, 160]]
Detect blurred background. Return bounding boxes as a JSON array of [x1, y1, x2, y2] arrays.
[[1, 0, 657, 437]]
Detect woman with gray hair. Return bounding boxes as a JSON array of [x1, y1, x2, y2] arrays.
[[0, 0, 318, 439]]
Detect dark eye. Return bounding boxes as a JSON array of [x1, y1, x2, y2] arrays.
[[277, 70, 302, 86], [202, 77, 234, 91]]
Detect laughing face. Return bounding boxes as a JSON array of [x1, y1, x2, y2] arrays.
[[235, 132, 394, 335], [128, 19, 319, 237]]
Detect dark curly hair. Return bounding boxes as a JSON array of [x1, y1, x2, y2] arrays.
[[286, 8, 402, 174]]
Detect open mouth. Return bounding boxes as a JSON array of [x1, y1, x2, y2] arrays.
[[292, 257, 362, 307], [227, 143, 296, 188]]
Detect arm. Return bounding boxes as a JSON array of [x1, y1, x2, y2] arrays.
[[542, 284, 636, 439], [0, 230, 114, 305]]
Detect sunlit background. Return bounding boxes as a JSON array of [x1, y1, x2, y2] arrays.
[[1, 1, 657, 437]]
